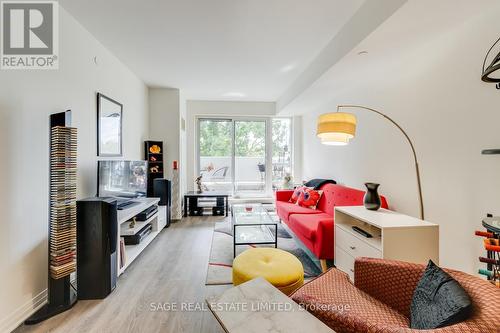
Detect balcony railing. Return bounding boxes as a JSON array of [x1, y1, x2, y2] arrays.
[[200, 156, 290, 194]]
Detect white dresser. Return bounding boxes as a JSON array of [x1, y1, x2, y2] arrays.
[[334, 206, 439, 281]]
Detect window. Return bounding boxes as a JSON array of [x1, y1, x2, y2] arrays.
[[272, 118, 292, 190], [234, 119, 267, 195], [197, 117, 292, 197], [198, 119, 233, 192]]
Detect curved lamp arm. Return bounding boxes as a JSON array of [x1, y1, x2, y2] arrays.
[[337, 104, 424, 220], [481, 35, 500, 88]]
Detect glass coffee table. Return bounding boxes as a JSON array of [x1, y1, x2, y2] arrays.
[[231, 204, 278, 258]]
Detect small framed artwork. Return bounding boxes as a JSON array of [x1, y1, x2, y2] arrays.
[[97, 93, 123, 156]]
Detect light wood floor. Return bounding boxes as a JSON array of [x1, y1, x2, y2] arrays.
[[15, 216, 228, 333]]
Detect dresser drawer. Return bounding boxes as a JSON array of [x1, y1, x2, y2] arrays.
[[335, 246, 355, 281], [335, 225, 382, 259]]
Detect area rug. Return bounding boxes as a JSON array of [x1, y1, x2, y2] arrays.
[[205, 218, 322, 285]]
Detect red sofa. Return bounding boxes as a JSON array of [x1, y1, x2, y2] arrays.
[[275, 184, 388, 270]]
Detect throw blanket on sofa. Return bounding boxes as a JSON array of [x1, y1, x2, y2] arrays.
[[304, 179, 336, 190]]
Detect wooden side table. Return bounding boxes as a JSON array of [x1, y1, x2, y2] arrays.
[[334, 206, 439, 281]]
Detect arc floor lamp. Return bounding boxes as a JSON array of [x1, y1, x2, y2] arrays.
[[316, 105, 424, 220]]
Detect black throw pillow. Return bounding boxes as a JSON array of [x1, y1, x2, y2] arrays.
[[303, 179, 336, 190], [410, 260, 472, 329]]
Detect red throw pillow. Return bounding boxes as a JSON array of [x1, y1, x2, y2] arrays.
[[289, 186, 306, 204], [297, 188, 323, 209]]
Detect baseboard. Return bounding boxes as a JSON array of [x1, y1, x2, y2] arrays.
[[0, 289, 47, 333]]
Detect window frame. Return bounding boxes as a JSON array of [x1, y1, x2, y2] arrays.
[[195, 116, 293, 197]]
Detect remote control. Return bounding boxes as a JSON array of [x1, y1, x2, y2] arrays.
[[352, 226, 373, 238]]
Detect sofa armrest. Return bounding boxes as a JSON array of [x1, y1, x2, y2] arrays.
[[275, 190, 294, 202], [354, 258, 425, 317], [314, 218, 334, 259]]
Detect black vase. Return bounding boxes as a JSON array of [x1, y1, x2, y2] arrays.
[[364, 183, 381, 211]]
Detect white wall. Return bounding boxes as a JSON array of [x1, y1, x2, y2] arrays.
[[287, 0, 500, 274], [292, 116, 303, 183], [179, 93, 187, 195], [149, 88, 186, 219], [186, 100, 277, 192], [149, 87, 180, 180], [0, 7, 149, 332], [187, 100, 276, 117], [277, 0, 406, 110]]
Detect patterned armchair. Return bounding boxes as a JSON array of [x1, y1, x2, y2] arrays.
[[291, 258, 500, 333]]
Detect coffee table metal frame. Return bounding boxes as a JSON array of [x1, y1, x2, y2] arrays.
[[183, 191, 229, 217], [231, 204, 277, 258]]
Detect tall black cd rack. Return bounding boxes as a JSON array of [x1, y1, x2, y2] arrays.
[[25, 110, 78, 324]]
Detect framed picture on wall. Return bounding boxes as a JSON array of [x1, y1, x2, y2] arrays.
[[97, 93, 123, 156]]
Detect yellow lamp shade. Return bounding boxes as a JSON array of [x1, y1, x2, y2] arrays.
[[316, 112, 357, 145]]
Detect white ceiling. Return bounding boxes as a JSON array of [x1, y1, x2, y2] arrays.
[[59, 0, 364, 101]]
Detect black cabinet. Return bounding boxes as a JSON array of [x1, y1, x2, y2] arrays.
[[144, 141, 164, 197]]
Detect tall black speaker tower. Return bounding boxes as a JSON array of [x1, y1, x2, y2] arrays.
[[153, 178, 172, 227], [76, 197, 118, 299]]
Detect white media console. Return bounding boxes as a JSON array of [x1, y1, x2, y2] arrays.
[[334, 206, 439, 281], [116, 197, 166, 276]]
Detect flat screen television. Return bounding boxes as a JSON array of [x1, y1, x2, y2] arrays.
[[97, 160, 147, 199]]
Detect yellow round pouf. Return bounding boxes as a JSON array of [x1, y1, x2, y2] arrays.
[[232, 248, 304, 295]]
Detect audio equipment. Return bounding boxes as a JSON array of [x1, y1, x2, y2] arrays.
[[153, 178, 171, 206], [77, 197, 118, 299], [153, 178, 172, 227], [123, 223, 153, 245], [136, 205, 158, 221]]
